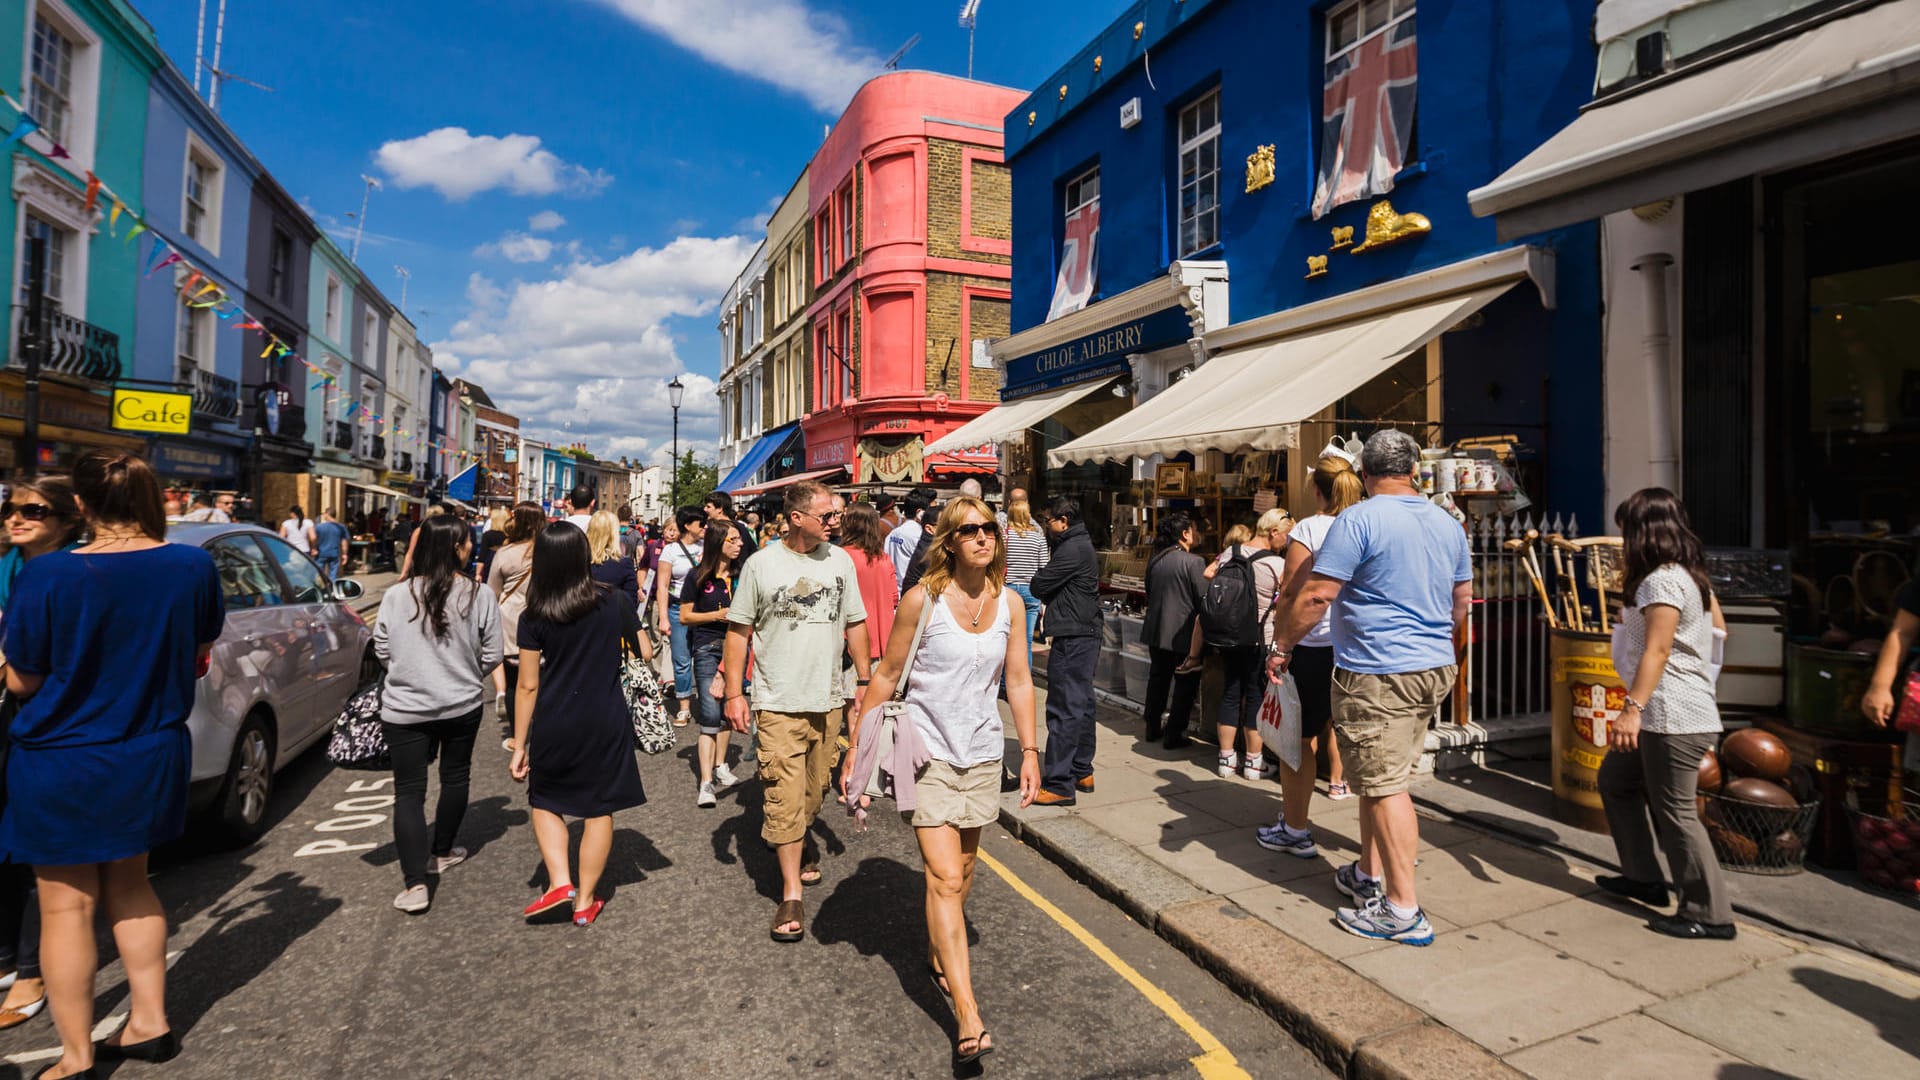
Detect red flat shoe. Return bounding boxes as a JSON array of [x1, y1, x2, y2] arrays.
[[522, 885, 576, 918], [572, 896, 606, 927]]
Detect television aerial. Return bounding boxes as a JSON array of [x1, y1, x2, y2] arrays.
[[884, 34, 921, 71]]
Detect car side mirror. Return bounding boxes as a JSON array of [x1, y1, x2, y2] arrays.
[[332, 578, 365, 601]]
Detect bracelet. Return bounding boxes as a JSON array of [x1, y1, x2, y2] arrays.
[[856, 679, 870, 686], [1622, 694, 1646, 712], [726, 693, 747, 702], [1020, 747, 1040, 755]]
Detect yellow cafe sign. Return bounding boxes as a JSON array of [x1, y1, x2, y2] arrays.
[[111, 388, 192, 435]]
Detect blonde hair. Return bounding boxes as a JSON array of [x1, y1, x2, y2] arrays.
[[1006, 496, 1038, 533], [1255, 508, 1293, 540], [1222, 524, 1253, 548], [587, 510, 621, 563], [917, 495, 1005, 600], [1313, 454, 1364, 515], [488, 507, 509, 533]]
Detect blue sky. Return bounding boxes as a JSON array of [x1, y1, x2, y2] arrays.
[[131, 0, 1124, 463]]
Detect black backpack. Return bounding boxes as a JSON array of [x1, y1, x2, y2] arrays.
[[1200, 548, 1277, 650]]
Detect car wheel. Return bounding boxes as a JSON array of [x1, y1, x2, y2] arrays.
[[217, 713, 276, 841]]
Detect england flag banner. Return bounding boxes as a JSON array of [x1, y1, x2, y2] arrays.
[[1047, 197, 1100, 321], [1312, 18, 1417, 220]]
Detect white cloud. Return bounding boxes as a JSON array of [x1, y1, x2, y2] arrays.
[[375, 128, 613, 201], [475, 231, 556, 264], [430, 235, 755, 464], [528, 210, 567, 232], [591, 0, 883, 112]]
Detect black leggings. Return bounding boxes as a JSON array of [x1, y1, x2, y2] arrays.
[[384, 709, 482, 888]]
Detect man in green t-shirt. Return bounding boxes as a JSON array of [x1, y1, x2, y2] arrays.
[[724, 481, 870, 943]]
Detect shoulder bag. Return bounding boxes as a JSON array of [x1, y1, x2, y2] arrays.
[[326, 682, 390, 770], [853, 587, 937, 803], [622, 626, 675, 753]]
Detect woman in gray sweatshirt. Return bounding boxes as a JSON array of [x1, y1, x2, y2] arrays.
[[374, 516, 503, 914]]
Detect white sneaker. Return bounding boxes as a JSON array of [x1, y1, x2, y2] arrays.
[[714, 763, 740, 789], [1242, 756, 1276, 781], [1217, 751, 1240, 777], [696, 782, 717, 808], [429, 847, 468, 874], [393, 885, 430, 913]]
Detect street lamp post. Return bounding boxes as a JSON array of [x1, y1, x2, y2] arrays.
[[667, 375, 685, 505]]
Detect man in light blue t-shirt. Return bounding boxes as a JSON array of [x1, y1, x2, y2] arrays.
[[1270, 430, 1470, 948]]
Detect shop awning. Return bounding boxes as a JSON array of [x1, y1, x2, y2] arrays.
[[1049, 285, 1514, 466], [718, 422, 801, 493], [731, 467, 846, 497], [445, 463, 478, 502], [346, 480, 422, 504], [924, 379, 1116, 455], [442, 497, 478, 514], [1468, 0, 1920, 238]]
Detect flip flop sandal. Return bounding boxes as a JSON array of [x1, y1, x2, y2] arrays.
[[800, 843, 822, 886], [928, 961, 952, 999], [957, 1029, 994, 1064], [770, 898, 805, 943]]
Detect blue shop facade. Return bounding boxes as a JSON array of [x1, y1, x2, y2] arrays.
[[946, 0, 1604, 545]]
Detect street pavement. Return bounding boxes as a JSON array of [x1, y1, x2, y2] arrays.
[[1007, 681, 1920, 1079], [0, 701, 1330, 1079]]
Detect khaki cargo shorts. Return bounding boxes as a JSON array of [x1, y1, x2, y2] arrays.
[[903, 759, 1000, 830], [1330, 666, 1456, 797], [756, 709, 840, 845]]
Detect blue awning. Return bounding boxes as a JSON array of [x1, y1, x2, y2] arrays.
[[718, 422, 800, 493], [445, 463, 478, 502]]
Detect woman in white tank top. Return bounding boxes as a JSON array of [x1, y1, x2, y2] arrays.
[[847, 495, 1039, 1066]]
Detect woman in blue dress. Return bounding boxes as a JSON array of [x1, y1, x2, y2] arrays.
[[2, 452, 223, 1079]]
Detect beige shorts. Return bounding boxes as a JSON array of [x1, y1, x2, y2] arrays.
[[755, 709, 840, 845], [1330, 666, 1456, 797], [903, 758, 1001, 830]]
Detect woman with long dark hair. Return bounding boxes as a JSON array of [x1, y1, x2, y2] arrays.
[[487, 502, 547, 750], [510, 523, 646, 926], [681, 520, 746, 806], [279, 504, 317, 555], [847, 496, 1040, 1065], [1596, 487, 1734, 940], [1140, 510, 1205, 748], [2, 452, 223, 1077], [374, 516, 503, 914], [0, 477, 85, 1033]]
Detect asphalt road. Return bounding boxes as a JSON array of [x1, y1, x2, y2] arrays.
[[0, 708, 1328, 1080]]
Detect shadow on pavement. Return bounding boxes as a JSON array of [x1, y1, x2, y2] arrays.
[[1788, 964, 1920, 1060], [520, 824, 671, 905], [357, 795, 530, 870]]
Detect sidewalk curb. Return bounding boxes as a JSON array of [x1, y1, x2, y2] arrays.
[[1012, 664, 1523, 1079]]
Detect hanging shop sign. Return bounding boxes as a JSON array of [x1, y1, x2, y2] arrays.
[[858, 437, 924, 484], [1001, 304, 1193, 400], [111, 389, 192, 435], [148, 441, 236, 479]]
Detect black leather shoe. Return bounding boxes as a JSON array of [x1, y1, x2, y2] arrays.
[[1647, 914, 1737, 940], [33, 1065, 99, 1079], [1161, 733, 1193, 751], [1596, 875, 1670, 907], [98, 1028, 180, 1063]]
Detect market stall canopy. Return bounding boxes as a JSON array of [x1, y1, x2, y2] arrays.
[[730, 467, 846, 497], [346, 480, 422, 504], [718, 422, 801, 493], [1468, 0, 1920, 239], [1048, 285, 1514, 467], [924, 379, 1117, 455]]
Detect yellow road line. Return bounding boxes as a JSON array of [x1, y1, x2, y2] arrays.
[[976, 848, 1251, 1080]]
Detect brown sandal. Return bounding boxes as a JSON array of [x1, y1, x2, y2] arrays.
[[770, 898, 804, 943], [800, 841, 822, 886]]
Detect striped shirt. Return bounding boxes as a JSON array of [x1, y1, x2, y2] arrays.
[[1004, 525, 1049, 585]]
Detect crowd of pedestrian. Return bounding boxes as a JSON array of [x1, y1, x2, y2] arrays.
[[0, 437, 1747, 1074]]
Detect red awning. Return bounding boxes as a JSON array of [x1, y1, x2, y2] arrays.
[[731, 467, 847, 496]]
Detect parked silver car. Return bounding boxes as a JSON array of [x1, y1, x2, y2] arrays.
[[170, 523, 375, 839]]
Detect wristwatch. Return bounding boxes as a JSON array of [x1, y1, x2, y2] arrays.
[[1266, 644, 1290, 659]]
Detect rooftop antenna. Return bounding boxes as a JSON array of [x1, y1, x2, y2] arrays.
[[958, 1, 981, 80], [883, 33, 921, 71], [350, 174, 382, 262], [195, 0, 275, 112], [394, 266, 411, 310]]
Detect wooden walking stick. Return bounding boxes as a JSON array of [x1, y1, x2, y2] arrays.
[[1506, 533, 1558, 629], [1547, 535, 1587, 632]]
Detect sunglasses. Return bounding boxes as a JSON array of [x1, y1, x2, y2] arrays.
[[953, 522, 998, 541], [1, 502, 55, 522], [795, 509, 843, 523]]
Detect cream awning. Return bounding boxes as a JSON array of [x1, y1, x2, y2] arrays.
[[346, 480, 422, 504], [1469, 0, 1920, 238], [924, 378, 1117, 455], [1048, 284, 1514, 467]]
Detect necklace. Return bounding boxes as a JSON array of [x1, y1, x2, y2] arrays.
[[952, 583, 988, 628]]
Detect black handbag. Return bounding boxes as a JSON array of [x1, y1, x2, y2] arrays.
[[325, 683, 390, 770]]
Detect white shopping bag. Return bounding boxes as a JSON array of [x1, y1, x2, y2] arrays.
[[1257, 673, 1304, 771]]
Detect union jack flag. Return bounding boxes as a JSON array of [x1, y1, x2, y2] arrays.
[[1047, 199, 1100, 322], [1312, 18, 1418, 220]]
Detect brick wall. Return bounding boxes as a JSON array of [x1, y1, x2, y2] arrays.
[[924, 272, 1012, 402], [928, 138, 1011, 262]]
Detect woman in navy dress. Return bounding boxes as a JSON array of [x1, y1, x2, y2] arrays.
[[509, 523, 645, 927], [2, 452, 223, 1079]]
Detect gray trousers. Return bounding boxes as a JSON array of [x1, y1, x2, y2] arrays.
[[1597, 729, 1733, 925]]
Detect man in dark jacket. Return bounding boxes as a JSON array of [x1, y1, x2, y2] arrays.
[[1029, 495, 1102, 804], [1141, 511, 1206, 749]]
